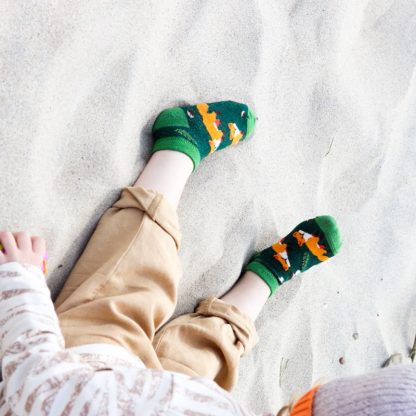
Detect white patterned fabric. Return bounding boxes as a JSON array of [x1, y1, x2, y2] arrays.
[[0, 262, 273, 416]]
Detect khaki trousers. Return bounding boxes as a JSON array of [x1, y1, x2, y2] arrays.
[[55, 185, 258, 391]]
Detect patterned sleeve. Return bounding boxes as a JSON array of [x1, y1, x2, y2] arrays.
[[0, 261, 70, 413], [0, 262, 64, 358], [0, 262, 276, 416], [0, 262, 179, 415]]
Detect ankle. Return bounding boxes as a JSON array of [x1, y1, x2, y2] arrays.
[[133, 150, 193, 209], [148, 149, 194, 171], [221, 270, 270, 322]]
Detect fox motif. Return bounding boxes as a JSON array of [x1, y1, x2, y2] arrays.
[[271, 241, 291, 271], [196, 103, 224, 153], [292, 230, 329, 262], [228, 123, 244, 145]]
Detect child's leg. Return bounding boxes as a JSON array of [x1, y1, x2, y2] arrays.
[[151, 271, 268, 391], [153, 291, 260, 391], [55, 150, 193, 369], [153, 217, 341, 390], [56, 100, 256, 371]]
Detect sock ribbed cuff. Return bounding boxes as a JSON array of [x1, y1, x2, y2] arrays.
[[289, 385, 320, 416], [245, 261, 280, 296], [151, 136, 201, 171]]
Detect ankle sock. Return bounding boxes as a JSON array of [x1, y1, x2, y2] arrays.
[[151, 101, 256, 171], [244, 216, 341, 295]]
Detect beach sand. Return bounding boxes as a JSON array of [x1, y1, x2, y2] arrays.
[[1, 0, 416, 413]]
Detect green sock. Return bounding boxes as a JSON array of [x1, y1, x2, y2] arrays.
[[244, 215, 342, 295], [151, 100, 256, 171]]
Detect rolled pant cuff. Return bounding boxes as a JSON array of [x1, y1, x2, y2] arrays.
[[196, 297, 259, 355], [115, 186, 182, 250]]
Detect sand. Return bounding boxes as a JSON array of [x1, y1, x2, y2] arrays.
[[1, 0, 416, 413]]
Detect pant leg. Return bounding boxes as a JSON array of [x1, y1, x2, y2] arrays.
[[153, 296, 259, 391], [55, 185, 182, 369]]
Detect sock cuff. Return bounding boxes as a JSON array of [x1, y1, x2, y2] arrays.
[[289, 385, 320, 416], [244, 261, 279, 296], [152, 136, 201, 171]]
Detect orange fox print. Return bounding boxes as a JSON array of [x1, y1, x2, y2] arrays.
[[196, 103, 224, 154], [272, 241, 291, 271], [228, 123, 244, 145], [293, 230, 329, 261]]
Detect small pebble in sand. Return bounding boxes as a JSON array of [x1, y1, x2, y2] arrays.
[[382, 353, 402, 368], [353, 333, 359, 340], [339, 357, 345, 365], [410, 335, 416, 362]]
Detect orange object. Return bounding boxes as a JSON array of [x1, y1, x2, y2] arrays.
[[271, 241, 291, 271], [42, 259, 48, 275], [289, 385, 320, 416], [196, 103, 224, 153], [228, 122, 244, 145], [293, 230, 329, 262]]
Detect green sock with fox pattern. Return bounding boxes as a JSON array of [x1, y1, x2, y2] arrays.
[[151, 100, 256, 171], [244, 215, 342, 295]]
